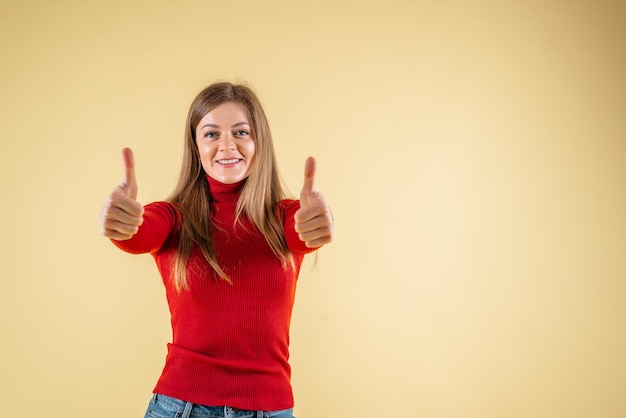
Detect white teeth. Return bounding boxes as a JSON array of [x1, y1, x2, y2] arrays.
[[217, 159, 240, 164]]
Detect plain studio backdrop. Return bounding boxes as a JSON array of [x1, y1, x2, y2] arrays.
[[1, 0, 624, 417]]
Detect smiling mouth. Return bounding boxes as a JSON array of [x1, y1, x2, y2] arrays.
[[216, 158, 242, 165]]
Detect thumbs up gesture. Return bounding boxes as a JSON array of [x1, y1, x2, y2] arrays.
[[100, 148, 144, 240], [294, 157, 334, 248]]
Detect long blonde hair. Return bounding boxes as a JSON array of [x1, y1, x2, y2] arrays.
[[168, 82, 292, 291]]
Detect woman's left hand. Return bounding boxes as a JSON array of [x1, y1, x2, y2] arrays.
[[294, 157, 334, 248]]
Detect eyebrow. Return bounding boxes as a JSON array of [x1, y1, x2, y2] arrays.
[[199, 122, 250, 130]]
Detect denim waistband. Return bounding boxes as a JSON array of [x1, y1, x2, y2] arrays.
[[149, 393, 270, 418]]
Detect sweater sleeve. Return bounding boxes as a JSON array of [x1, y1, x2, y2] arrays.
[[111, 201, 179, 255], [280, 199, 318, 255]]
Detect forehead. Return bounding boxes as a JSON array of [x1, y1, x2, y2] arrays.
[[197, 101, 249, 128]]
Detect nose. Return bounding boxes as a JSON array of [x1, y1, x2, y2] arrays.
[[218, 133, 236, 151]]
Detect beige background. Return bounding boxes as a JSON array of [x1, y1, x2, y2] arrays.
[[1, 0, 625, 417]]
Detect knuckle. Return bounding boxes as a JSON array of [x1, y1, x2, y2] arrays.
[[102, 218, 115, 229]]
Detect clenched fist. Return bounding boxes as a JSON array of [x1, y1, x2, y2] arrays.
[[294, 157, 334, 248], [100, 148, 144, 241]]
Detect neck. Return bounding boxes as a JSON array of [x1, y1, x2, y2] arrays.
[[206, 175, 245, 204]]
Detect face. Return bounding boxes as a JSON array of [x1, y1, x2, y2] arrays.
[[195, 101, 256, 184]]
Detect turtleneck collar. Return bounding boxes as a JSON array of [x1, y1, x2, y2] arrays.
[[206, 175, 245, 204]]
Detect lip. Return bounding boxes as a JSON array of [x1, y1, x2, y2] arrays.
[[215, 158, 243, 167]]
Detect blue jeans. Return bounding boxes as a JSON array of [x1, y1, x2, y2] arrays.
[[144, 394, 295, 418]]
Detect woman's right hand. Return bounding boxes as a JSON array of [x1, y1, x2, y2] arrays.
[[100, 147, 144, 240]]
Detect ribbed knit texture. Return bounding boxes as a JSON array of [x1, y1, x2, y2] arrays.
[[112, 176, 315, 411]]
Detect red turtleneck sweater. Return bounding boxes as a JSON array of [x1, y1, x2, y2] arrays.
[[112, 176, 316, 411]]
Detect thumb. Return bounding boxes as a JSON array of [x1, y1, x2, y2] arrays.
[[300, 156, 316, 207], [121, 147, 138, 200]]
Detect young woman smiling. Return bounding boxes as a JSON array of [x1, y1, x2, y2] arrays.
[[100, 82, 333, 418]]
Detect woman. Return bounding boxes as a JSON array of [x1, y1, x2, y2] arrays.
[[100, 82, 333, 418]]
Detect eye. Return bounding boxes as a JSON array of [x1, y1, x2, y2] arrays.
[[204, 131, 219, 139], [234, 130, 250, 137]]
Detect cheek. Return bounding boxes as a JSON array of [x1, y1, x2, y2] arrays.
[[196, 149, 213, 173], [246, 141, 256, 159], [196, 142, 215, 160]]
